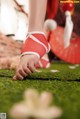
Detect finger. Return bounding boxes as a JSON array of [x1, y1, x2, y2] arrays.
[[18, 68, 27, 77], [23, 66, 32, 75], [13, 72, 24, 80], [28, 62, 36, 73], [13, 75, 17, 80]]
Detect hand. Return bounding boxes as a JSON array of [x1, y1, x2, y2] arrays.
[[13, 54, 39, 80]]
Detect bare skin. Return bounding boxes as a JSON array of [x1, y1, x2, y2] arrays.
[[13, 55, 39, 80], [13, 0, 48, 80]]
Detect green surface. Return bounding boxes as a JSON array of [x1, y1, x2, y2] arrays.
[[0, 62, 80, 119]]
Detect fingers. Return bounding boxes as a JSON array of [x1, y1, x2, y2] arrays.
[[13, 68, 26, 80], [13, 74, 23, 80], [18, 68, 28, 77], [13, 62, 36, 80], [23, 65, 32, 74]]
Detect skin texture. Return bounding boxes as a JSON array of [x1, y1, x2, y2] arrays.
[[13, 0, 48, 80], [28, 0, 47, 32]]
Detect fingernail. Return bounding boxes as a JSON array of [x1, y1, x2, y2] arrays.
[[13, 76, 16, 80], [20, 77, 24, 80]]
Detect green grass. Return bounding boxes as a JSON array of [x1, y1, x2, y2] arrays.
[[0, 62, 80, 119]]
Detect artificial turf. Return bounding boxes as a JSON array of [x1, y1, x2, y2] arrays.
[[0, 62, 80, 119]]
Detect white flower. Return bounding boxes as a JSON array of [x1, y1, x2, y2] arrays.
[[10, 89, 62, 119]]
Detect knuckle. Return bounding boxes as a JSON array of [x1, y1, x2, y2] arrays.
[[28, 64, 32, 69]]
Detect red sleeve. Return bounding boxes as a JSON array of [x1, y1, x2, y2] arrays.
[[47, 0, 59, 19]]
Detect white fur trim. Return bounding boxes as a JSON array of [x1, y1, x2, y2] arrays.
[[44, 19, 57, 31]]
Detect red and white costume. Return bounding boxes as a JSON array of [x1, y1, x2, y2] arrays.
[[21, 0, 59, 68]]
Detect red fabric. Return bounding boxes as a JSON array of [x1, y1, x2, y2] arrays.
[[21, 34, 49, 58], [36, 58, 49, 68], [47, 0, 59, 19], [49, 26, 80, 64]]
